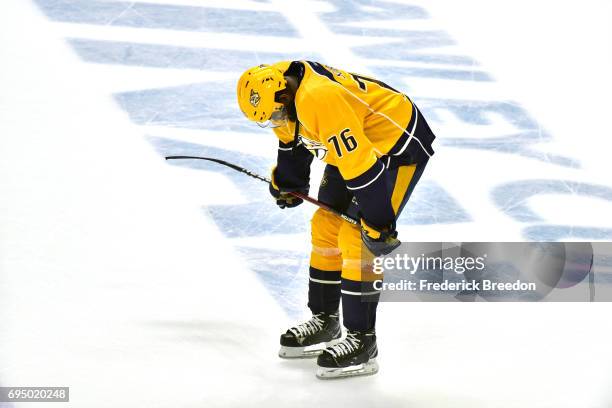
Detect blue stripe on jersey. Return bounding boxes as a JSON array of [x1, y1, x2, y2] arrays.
[[306, 61, 339, 83], [345, 160, 385, 191]]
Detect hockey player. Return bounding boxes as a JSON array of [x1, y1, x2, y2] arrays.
[[236, 61, 435, 379]]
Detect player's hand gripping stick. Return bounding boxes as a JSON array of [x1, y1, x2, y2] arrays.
[[164, 156, 359, 225]]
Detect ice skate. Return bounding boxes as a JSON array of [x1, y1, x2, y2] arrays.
[[278, 312, 342, 358], [316, 329, 379, 379]]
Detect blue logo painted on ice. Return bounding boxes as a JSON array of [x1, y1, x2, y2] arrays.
[[32, 0, 612, 315]]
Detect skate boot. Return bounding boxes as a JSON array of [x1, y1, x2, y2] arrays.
[[316, 329, 378, 379], [278, 312, 342, 359]]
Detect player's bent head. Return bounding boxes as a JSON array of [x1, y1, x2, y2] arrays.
[[237, 64, 289, 128]]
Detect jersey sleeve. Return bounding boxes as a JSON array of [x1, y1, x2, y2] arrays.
[[299, 85, 395, 229], [272, 124, 294, 145], [274, 141, 313, 191], [272, 122, 313, 191]]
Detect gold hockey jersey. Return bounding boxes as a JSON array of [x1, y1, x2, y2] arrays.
[[272, 61, 430, 181]]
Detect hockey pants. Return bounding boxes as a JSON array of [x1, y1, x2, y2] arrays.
[[308, 159, 428, 331]]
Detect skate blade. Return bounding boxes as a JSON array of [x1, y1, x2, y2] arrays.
[[316, 358, 379, 379], [278, 338, 342, 359]]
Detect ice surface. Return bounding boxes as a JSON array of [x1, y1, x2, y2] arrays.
[[2, 0, 612, 406]]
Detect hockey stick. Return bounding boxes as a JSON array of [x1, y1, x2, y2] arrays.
[[164, 155, 359, 225]]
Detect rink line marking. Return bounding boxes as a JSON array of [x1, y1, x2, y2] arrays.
[[270, 0, 370, 75], [123, 0, 336, 13], [338, 19, 442, 31], [105, 2, 135, 27], [75, 65, 238, 93], [147, 0, 276, 11], [54, 23, 404, 55], [54, 20, 485, 74], [55, 23, 312, 52], [102, 0, 281, 12], [363, 55, 479, 68]]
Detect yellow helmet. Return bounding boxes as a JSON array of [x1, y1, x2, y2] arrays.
[[236, 64, 287, 127]]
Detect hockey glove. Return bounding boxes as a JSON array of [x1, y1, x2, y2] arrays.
[[269, 168, 308, 209], [360, 219, 401, 256]]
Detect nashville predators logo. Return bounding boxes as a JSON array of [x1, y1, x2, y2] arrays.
[[249, 89, 261, 107], [298, 135, 328, 160]]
